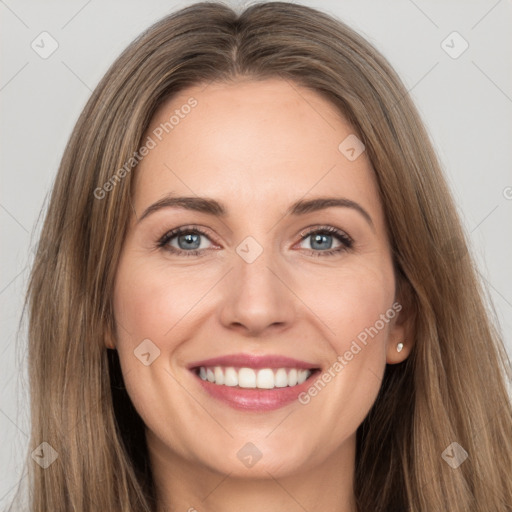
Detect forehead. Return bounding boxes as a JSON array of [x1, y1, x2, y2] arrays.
[[133, 78, 383, 224]]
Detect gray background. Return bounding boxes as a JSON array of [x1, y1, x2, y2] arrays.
[[1, 0, 511, 505]]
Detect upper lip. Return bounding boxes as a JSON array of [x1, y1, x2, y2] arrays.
[[188, 353, 320, 370]]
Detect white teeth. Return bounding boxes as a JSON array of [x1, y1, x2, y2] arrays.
[[297, 369, 308, 384], [288, 368, 298, 386], [214, 366, 224, 385], [238, 368, 256, 388], [256, 368, 274, 389], [224, 367, 238, 387], [196, 366, 313, 389], [274, 368, 288, 388]]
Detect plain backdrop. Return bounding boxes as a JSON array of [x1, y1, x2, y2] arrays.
[[1, 0, 511, 506]]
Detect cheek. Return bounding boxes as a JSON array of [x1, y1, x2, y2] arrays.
[[112, 258, 207, 341], [110, 258, 215, 409], [295, 261, 395, 346], [294, 265, 394, 416], [111, 261, 203, 450]]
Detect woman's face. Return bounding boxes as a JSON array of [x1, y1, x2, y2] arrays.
[[110, 78, 409, 479]]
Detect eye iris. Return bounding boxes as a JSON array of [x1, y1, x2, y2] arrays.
[[311, 233, 332, 250], [179, 233, 201, 250]]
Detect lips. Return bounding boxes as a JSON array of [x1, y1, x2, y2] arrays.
[[188, 353, 321, 411]]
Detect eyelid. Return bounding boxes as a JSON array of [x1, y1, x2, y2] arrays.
[[157, 224, 219, 248], [297, 224, 352, 243]]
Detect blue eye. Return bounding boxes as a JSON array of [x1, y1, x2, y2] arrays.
[[157, 225, 353, 257], [157, 226, 213, 256], [298, 226, 353, 257]]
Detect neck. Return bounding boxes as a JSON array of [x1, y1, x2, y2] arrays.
[[147, 430, 358, 512]]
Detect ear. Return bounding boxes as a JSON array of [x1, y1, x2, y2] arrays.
[[386, 277, 415, 364], [103, 319, 117, 350]]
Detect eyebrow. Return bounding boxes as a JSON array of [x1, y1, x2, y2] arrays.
[[137, 194, 374, 229]]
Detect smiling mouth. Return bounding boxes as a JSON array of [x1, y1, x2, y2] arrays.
[[193, 366, 321, 390]]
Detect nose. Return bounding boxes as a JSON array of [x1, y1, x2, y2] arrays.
[[218, 242, 297, 337]]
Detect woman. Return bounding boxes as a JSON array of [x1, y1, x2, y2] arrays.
[[12, 1, 512, 511]]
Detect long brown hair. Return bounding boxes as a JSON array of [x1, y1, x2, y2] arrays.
[[11, 1, 512, 510]]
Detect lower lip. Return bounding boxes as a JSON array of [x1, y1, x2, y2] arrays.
[[192, 370, 319, 411]]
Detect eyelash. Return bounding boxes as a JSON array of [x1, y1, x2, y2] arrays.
[[156, 225, 353, 258]]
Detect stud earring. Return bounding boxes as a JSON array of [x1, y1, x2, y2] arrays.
[[396, 342, 404, 353]]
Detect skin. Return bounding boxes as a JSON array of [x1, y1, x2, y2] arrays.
[[107, 78, 412, 512]]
